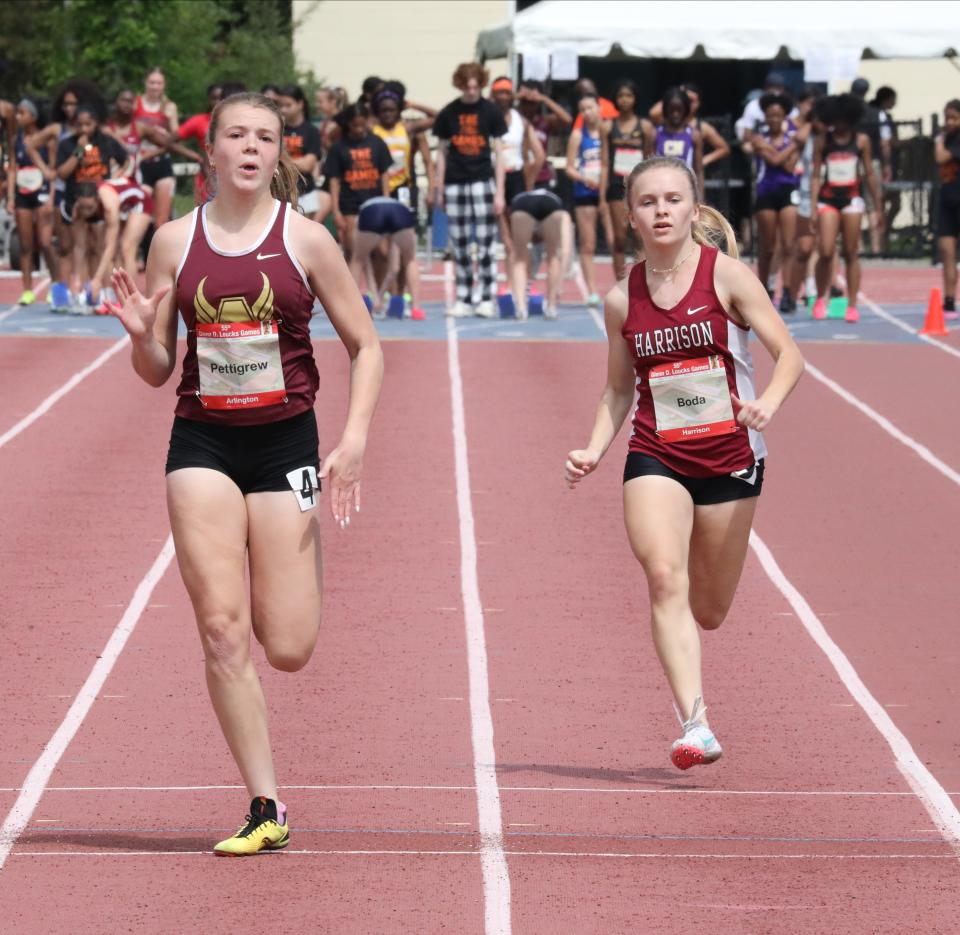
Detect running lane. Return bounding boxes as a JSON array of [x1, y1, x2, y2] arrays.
[[1, 340, 487, 932], [457, 338, 960, 933], [0, 336, 125, 438], [752, 349, 960, 792]]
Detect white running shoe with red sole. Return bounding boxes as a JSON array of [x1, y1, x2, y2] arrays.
[[670, 696, 723, 771]]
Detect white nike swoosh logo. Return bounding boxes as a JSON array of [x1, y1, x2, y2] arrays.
[[687, 305, 708, 316], [256, 252, 281, 260]]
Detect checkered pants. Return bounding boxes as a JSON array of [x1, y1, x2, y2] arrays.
[[445, 179, 497, 304]]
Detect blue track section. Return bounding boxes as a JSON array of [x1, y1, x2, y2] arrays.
[[0, 300, 938, 346]]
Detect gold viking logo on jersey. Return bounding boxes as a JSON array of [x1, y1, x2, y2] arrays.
[[194, 272, 275, 323]]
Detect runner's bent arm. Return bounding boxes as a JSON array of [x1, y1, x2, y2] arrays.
[[290, 212, 384, 519], [109, 219, 184, 386], [565, 283, 636, 486], [809, 136, 824, 210], [701, 120, 730, 168], [714, 252, 804, 430]]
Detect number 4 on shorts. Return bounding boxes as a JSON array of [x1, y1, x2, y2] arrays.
[[285, 466, 319, 512]]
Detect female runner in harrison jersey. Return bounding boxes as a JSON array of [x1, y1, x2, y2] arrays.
[[103, 92, 383, 855], [135, 67, 180, 228], [565, 156, 803, 770]]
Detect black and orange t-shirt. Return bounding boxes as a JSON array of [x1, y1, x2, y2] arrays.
[[322, 133, 392, 214], [56, 132, 128, 201], [283, 121, 323, 195], [433, 97, 507, 184]]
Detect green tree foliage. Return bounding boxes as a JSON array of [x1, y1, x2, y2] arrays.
[[0, 0, 309, 115]]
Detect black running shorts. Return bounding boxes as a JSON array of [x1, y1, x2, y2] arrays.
[[165, 409, 321, 495], [510, 188, 563, 222], [623, 452, 764, 505]]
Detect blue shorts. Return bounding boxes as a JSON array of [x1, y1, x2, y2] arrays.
[[358, 197, 415, 234]]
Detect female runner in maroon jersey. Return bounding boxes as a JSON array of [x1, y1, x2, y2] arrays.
[[104, 92, 384, 854], [565, 156, 804, 770]]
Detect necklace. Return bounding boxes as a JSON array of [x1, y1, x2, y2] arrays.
[[650, 246, 696, 276]]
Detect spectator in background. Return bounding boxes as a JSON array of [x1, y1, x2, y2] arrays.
[[648, 81, 730, 173], [168, 83, 224, 205], [566, 92, 609, 307], [260, 84, 282, 104], [572, 78, 618, 129], [7, 98, 56, 306], [432, 62, 507, 318], [850, 76, 889, 253], [605, 79, 653, 280], [934, 99, 960, 320], [323, 102, 392, 263], [277, 85, 324, 220], [809, 94, 882, 324], [735, 71, 792, 141], [654, 87, 703, 192], [873, 85, 900, 246], [135, 67, 179, 230], [359, 76, 384, 110], [516, 79, 572, 190]]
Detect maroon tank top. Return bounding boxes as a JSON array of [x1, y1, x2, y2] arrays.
[[622, 245, 765, 477], [174, 199, 319, 425]]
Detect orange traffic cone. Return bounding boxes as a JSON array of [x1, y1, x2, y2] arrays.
[[920, 288, 949, 336]]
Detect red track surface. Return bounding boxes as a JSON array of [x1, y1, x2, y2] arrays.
[[2, 309, 959, 932]]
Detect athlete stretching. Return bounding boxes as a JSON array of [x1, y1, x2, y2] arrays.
[[105, 92, 383, 853], [566, 156, 803, 769]]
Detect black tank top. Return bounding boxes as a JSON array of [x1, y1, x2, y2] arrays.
[[820, 132, 861, 200]]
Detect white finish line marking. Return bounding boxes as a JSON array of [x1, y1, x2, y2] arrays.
[[10, 849, 954, 861], [0, 336, 129, 450], [446, 317, 512, 935], [0, 536, 175, 870], [0, 784, 949, 797]]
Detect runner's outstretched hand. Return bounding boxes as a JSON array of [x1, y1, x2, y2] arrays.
[[319, 438, 364, 529], [102, 267, 170, 340]]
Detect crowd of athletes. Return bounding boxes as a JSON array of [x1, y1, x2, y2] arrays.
[[2, 66, 960, 320]]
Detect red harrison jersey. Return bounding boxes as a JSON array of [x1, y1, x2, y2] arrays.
[[174, 199, 319, 425], [622, 246, 767, 476]]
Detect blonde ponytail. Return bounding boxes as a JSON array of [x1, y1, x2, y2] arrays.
[[693, 204, 739, 259], [271, 148, 301, 209]]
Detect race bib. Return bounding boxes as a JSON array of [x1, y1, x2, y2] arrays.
[[826, 153, 857, 186], [286, 465, 318, 512], [195, 321, 286, 410], [662, 139, 686, 158], [16, 167, 44, 195], [648, 355, 737, 442], [613, 146, 644, 177]]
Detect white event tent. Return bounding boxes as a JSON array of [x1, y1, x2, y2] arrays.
[[476, 0, 960, 65]]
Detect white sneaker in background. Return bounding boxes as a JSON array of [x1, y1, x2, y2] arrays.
[[446, 301, 471, 318], [475, 300, 496, 318]]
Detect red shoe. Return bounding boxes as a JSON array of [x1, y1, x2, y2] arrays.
[[410, 307, 426, 321], [811, 297, 827, 320], [844, 305, 860, 324]]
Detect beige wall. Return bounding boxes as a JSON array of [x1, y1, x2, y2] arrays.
[[832, 58, 960, 134], [293, 0, 510, 110]]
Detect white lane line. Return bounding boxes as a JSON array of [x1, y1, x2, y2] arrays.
[[750, 531, 960, 853], [446, 317, 512, 935], [805, 361, 960, 487], [0, 307, 21, 323], [0, 336, 129, 450], [11, 849, 955, 860], [859, 291, 960, 362], [0, 784, 937, 796], [586, 305, 605, 335], [0, 535, 175, 870]]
